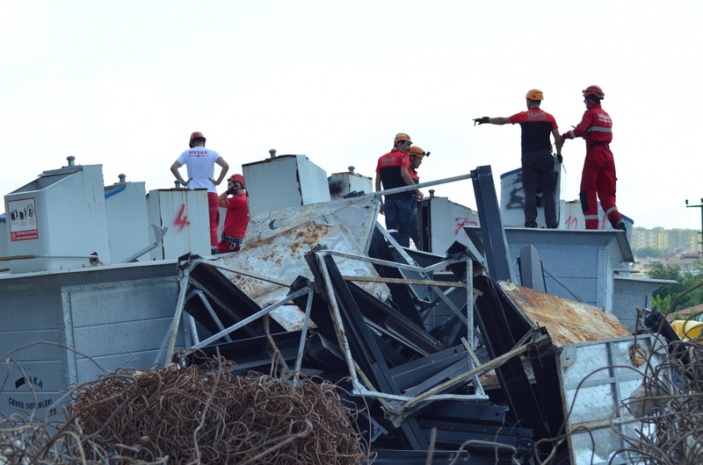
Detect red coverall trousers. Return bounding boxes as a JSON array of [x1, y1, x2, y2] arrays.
[[207, 192, 220, 247], [579, 147, 622, 230]]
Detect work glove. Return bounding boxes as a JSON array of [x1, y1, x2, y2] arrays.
[[473, 117, 490, 126], [560, 133, 569, 141], [556, 153, 563, 163], [226, 187, 236, 195]]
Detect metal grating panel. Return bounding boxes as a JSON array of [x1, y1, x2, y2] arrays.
[[558, 335, 666, 465]]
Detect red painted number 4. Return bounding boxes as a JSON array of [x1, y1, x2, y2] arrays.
[[174, 204, 190, 231]]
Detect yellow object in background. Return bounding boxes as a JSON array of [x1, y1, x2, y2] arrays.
[[671, 320, 703, 341]]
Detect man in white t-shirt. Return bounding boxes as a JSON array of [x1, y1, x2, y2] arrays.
[[170, 131, 229, 252]]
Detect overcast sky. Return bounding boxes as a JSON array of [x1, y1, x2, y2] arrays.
[[1, 0, 701, 230]]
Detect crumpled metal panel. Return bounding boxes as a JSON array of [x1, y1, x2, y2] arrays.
[[214, 196, 389, 329], [248, 195, 379, 253], [499, 281, 631, 346]]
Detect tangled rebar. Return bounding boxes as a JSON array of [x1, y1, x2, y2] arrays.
[[615, 339, 703, 465], [1, 355, 368, 465]]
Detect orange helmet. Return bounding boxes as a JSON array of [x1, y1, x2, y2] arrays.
[[189, 131, 206, 148], [582, 85, 605, 100], [525, 89, 544, 101], [408, 145, 427, 158], [228, 173, 245, 189], [394, 132, 412, 143]]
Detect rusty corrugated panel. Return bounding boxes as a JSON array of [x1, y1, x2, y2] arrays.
[[499, 282, 631, 346]]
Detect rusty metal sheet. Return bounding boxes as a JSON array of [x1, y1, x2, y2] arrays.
[[247, 195, 379, 254], [213, 197, 388, 330], [499, 282, 631, 346]]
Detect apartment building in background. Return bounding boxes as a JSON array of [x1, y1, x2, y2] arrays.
[[631, 227, 702, 254]]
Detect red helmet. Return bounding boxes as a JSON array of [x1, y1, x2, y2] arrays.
[[228, 173, 245, 189], [189, 131, 206, 148], [582, 85, 605, 100]]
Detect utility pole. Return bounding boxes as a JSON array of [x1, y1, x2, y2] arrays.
[[685, 198, 703, 255]]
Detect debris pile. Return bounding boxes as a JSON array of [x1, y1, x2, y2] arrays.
[[68, 356, 368, 465], [3, 183, 701, 464], [3, 336, 703, 464], [1, 357, 367, 465], [161, 188, 694, 464], [176, 242, 547, 464]]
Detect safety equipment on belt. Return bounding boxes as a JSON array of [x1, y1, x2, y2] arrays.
[[394, 133, 412, 143], [228, 173, 245, 189], [525, 89, 544, 101], [473, 117, 490, 125], [409, 145, 430, 158], [582, 85, 605, 100], [189, 131, 206, 148]]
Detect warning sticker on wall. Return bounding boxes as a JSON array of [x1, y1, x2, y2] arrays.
[[8, 198, 38, 241]]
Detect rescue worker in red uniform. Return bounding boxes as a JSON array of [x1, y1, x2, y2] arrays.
[[473, 89, 563, 228], [375, 133, 423, 247], [562, 85, 625, 231], [216, 174, 249, 253]]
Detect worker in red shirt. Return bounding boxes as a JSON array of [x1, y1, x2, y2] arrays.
[[562, 85, 625, 231], [375, 133, 423, 247], [216, 174, 249, 253], [474, 89, 563, 228]]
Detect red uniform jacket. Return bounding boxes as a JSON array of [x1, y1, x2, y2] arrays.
[[564, 103, 613, 148]]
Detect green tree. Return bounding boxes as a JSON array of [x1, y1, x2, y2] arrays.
[[647, 262, 682, 281], [651, 294, 673, 314], [648, 262, 703, 314]]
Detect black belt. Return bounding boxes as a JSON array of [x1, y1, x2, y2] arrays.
[[589, 142, 608, 148], [222, 235, 243, 245]]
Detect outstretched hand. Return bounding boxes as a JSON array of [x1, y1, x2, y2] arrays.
[[473, 117, 490, 126]]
